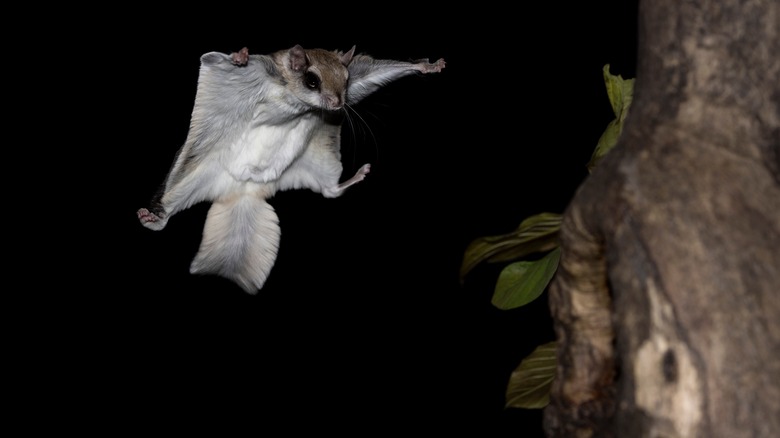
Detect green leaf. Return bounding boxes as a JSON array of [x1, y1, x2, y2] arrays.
[[587, 65, 635, 172], [491, 247, 560, 310], [602, 63, 635, 122], [460, 213, 561, 283], [587, 118, 622, 172], [505, 341, 557, 409]]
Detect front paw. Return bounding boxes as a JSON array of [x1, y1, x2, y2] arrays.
[[419, 58, 446, 74], [137, 208, 167, 231], [231, 47, 249, 66]]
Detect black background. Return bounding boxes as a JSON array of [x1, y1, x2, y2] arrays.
[[72, 3, 638, 435]]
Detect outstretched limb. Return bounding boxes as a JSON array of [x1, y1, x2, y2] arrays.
[[346, 54, 445, 104]]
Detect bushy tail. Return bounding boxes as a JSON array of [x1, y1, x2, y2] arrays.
[[190, 193, 280, 293]]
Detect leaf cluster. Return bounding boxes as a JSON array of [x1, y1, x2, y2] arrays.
[[459, 65, 634, 409]]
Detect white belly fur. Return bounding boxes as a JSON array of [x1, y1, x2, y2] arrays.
[[222, 115, 318, 184]]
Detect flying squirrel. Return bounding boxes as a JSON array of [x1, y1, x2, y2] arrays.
[[136, 45, 445, 293]]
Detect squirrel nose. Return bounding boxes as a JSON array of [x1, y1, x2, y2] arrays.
[[325, 94, 343, 109]]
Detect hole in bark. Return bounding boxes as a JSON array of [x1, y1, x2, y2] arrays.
[[662, 349, 677, 383]]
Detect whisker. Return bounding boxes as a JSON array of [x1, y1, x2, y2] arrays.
[[340, 107, 358, 167], [344, 103, 380, 165]]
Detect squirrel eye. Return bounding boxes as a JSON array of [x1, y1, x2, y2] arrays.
[[304, 72, 320, 90]]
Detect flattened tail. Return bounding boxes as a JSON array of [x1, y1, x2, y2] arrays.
[[190, 194, 280, 294]]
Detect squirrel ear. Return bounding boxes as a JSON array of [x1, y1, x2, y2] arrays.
[[289, 44, 308, 71], [340, 45, 356, 66]]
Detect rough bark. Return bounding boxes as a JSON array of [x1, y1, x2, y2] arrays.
[[544, 0, 780, 437]]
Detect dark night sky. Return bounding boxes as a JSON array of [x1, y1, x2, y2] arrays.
[[81, 3, 639, 435]]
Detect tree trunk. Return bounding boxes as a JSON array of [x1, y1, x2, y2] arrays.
[[543, 0, 780, 437]]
